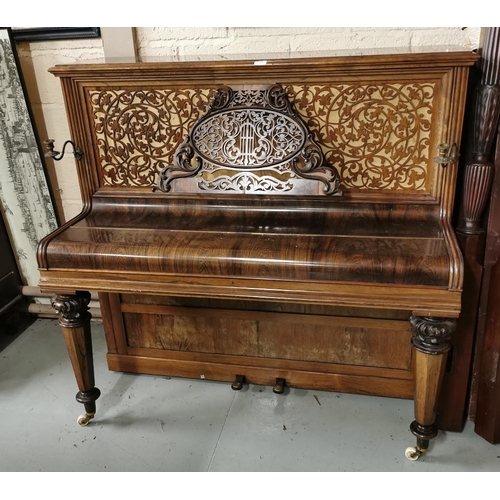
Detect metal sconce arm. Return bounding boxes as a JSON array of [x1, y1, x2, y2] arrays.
[[43, 139, 83, 161]]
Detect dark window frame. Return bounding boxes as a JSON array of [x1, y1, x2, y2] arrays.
[[11, 27, 100, 42]]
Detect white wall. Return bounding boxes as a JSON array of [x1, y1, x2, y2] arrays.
[[136, 27, 481, 58], [17, 37, 105, 222], [17, 27, 481, 222]]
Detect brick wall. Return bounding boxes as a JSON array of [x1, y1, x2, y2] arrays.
[[136, 27, 481, 58]]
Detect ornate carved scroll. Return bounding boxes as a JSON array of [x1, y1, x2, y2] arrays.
[[155, 84, 342, 195]]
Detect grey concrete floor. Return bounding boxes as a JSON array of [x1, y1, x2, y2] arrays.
[[1, 316, 500, 472]]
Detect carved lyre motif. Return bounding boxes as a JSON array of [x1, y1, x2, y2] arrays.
[[155, 84, 342, 195]]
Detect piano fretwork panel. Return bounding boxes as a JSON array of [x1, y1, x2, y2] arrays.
[[89, 82, 436, 193]]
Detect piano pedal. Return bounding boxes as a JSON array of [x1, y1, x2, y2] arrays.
[[231, 374, 245, 391], [273, 378, 286, 394]]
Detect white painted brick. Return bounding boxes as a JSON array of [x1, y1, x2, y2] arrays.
[[144, 40, 179, 49], [19, 41, 104, 103], [228, 27, 340, 37], [467, 27, 482, 49], [409, 28, 477, 49], [137, 41, 178, 58], [179, 36, 291, 56], [291, 30, 412, 52], [176, 39, 232, 56], [136, 27, 229, 44]]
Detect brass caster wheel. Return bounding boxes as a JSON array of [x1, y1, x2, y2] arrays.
[[77, 412, 95, 426], [273, 378, 286, 394], [231, 375, 245, 391], [405, 446, 426, 461]]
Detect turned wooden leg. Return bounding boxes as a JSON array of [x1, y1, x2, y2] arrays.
[[406, 316, 456, 460], [51, 291, 101, 426]]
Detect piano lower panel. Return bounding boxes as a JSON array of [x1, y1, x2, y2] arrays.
[[102, 292, 414, 399]]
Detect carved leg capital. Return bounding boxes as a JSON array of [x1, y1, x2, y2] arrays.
[[409, 316, 455, 355], [51, 291, 92, 328]]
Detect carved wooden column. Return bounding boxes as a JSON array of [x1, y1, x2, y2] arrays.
[[458, 91, 500, 233], [474, 123, 500, 443], [51, 291, 101, 426], [438, 27, 500, 432], [449, 28, 500, 441], [470, 28, 500, 443], [406, 316, 456, 460]]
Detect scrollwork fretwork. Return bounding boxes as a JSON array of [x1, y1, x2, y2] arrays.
[[90, 88, 213, 187], [199, 170, 294, 193], [90, 82, 434, 192], [287, 83, 435, 191]]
